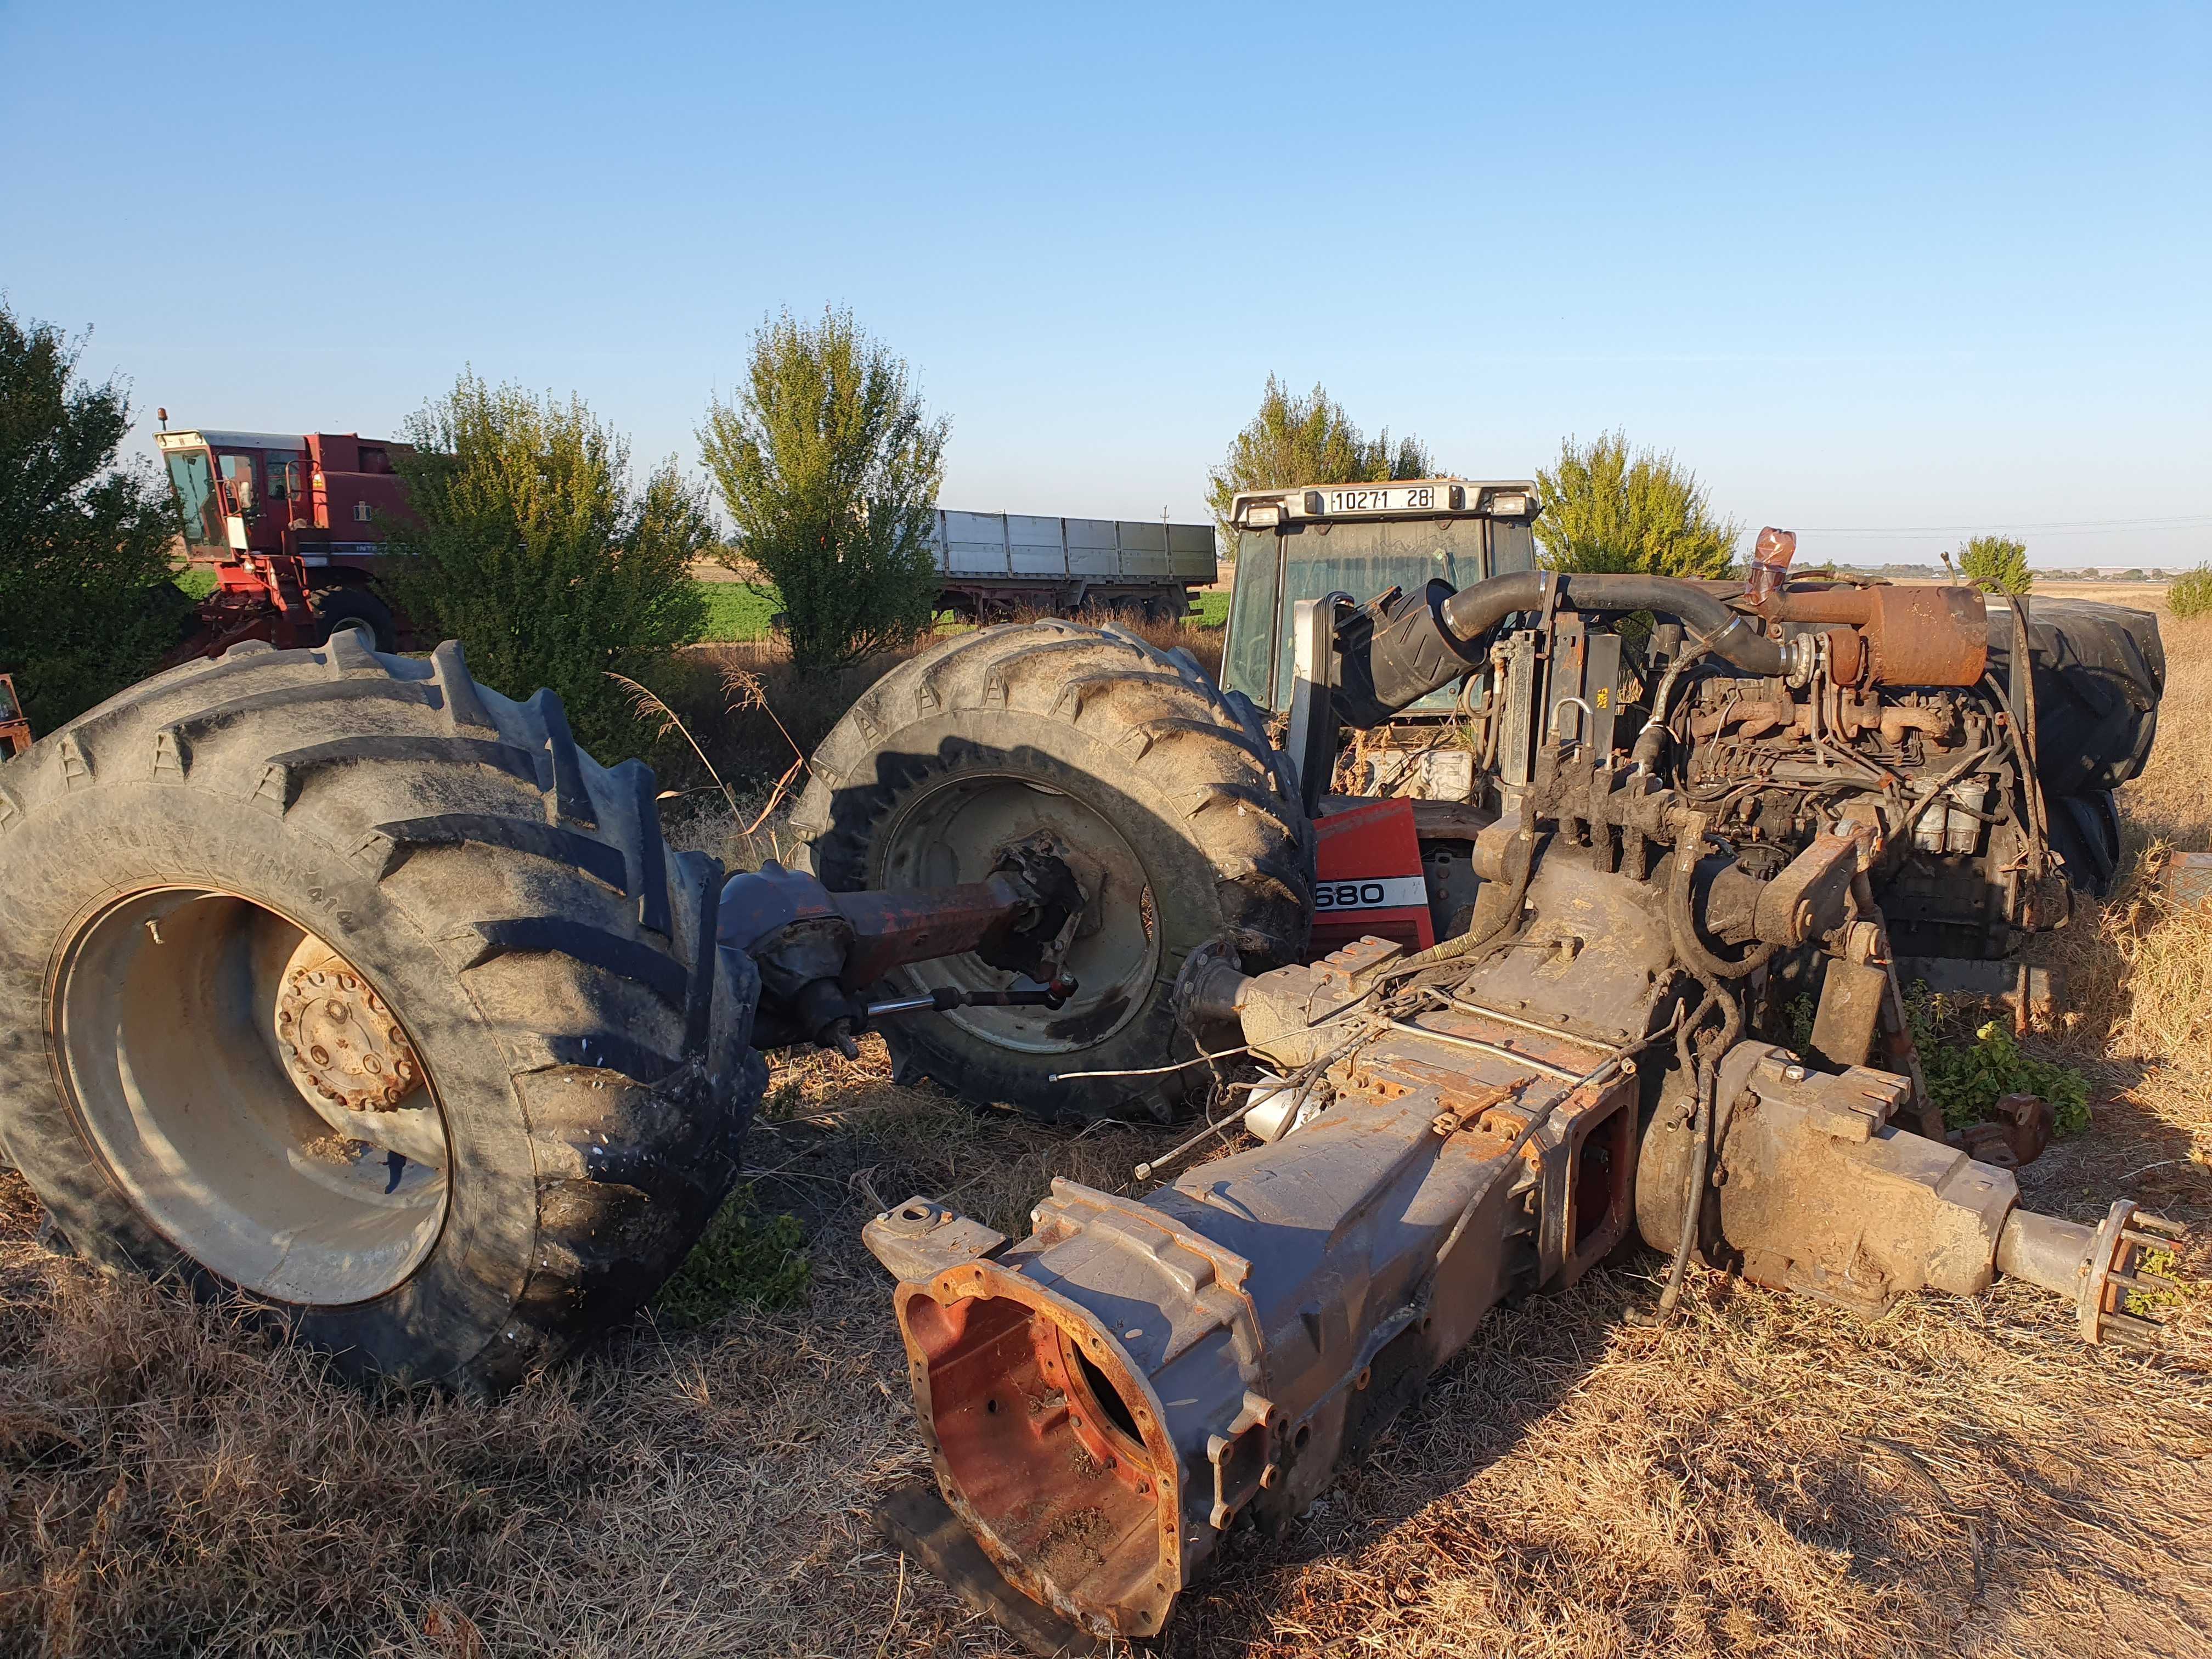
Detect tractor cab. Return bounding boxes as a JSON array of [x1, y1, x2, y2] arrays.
[[1221, 479, 1540, 716], [157, 428, 304, 558], [1221, 481, 1541, 800], [0, 673, 30, 759]]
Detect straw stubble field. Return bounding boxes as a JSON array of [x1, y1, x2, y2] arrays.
[[2, 617, 2207, 1658]]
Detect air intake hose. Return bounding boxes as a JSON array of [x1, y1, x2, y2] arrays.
[[1334, 571, 1782, 729]]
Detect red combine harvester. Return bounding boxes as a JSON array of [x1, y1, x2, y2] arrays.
[[154, 414, 415, 661]]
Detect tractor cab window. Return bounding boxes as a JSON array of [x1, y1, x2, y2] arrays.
[[1225, 517, 1517, 713], [165, 448, 223, 549], [266, 455, 302, 501]]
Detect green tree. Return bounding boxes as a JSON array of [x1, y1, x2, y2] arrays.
[[385, 371, 710, 757], [0, 301, 190, 731], [1533, 431, 1741, 578], [1956, 534, 2032, 595], [700, 307, 947, 669], [1205, 376, 1435, 546]]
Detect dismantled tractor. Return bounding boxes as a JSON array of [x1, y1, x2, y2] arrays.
[[0, 495, 2183, 1642]]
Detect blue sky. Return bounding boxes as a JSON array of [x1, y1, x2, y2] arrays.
[[4, 1, 2206, 567]]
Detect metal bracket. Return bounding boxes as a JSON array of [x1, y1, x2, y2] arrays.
[[1285, 591, 1351, 816], [862, 1198, 1008, 1283]]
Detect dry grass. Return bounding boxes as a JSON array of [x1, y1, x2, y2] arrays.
[[3, 622, 2208, 1659]]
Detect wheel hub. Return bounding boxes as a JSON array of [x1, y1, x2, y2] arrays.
[[275, 939, 424, 1112]]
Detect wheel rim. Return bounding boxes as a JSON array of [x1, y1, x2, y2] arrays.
[[872, 774, 1160, 1055], [51, 887, 449, 1305]]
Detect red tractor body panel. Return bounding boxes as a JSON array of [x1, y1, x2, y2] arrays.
[[1310, 797, 1435, 955]]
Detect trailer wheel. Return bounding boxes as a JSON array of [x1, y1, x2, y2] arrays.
[[0, 633, 764, 1392], [794, 621, 1312, 1121], [312, 586, 399, 653]]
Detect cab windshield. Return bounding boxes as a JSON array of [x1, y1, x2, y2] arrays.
[[165, 448, 224, 550], [1223, 516, 1538, 712]]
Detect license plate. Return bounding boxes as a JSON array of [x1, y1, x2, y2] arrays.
[[1320, 484, 1438, 516]]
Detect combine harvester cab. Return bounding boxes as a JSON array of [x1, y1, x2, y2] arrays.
[[155, 420, 415, 660]]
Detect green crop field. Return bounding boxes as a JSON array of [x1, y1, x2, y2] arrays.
[[696, 582, 781, 641], [694, 583, 1224, 644]]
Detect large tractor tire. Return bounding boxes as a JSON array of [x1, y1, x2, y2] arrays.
[[794, 621, 1312, 1122], [0, 632, 764, 1392]]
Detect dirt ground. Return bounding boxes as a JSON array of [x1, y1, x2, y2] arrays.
[[2, 618, 2207, 1659]]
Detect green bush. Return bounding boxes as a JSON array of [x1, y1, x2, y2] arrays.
[[652, 1186, 809, 1327], [386, 373, 709, 758], [1906, 991, 2090, 1133], [0, 301, 192, 731], [2168, 564, 2212, 620], [1957, 534, 2032, 596]]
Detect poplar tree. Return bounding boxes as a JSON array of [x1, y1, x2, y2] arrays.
[[701, 308, 948, 669], [1206, 376, 1434, 547]]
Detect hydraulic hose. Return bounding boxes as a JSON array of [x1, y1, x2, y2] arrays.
[[1635, 983, 1739, 1328], [1664, 833, 1779, 981]]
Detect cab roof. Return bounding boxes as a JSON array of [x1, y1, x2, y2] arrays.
[[156, 429, 307, 452], [1228, 478, 1538, 529]]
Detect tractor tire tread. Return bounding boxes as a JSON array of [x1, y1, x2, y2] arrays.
[[0, 637, 760, 1392], [794, 622, 1311, 1121]]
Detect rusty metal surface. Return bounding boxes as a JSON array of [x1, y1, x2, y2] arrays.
[[1754, 582, 1990, 687], [1955, 1092, 2055, 1169], [873, 1479, 1107, 1658], [1647, 1045, 2091, 1320], [2168, 850, 2212, 909], [864, 1197, 1008, 1283], [1753, 831, 1861, 947], [1746, 526, 1797, 603], [0, 673, 30, 759], [1808, 957, 1886, 1071], [882, 981, 1642, 1637], [2074, 1201, 2192, 1347], [833, 879, 1030, 989], [274, 940, 422, 1111], [1449, 860, 1677, 1049]]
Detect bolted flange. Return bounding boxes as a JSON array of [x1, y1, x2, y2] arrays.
[[274, 940, 425, 1113]]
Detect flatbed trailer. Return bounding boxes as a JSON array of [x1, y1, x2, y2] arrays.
[[929, 509, 1215, 621]]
